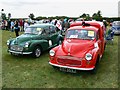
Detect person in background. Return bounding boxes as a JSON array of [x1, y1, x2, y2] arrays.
[[24, 20, 29, 31], [103, 20, 108, 30], [8, 20, 11, 30], [64, 19, 70, 31], [4, 20, 8, 30], [19, 19, 24, 32], [11, 20, 14, 32], [14, 20, 20, 37], [1, 20, 5, 30], [61, 19, 65, 31]]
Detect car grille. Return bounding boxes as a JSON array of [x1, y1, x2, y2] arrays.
[[10, 45, 23, 51], [57, 56, 82, 66]]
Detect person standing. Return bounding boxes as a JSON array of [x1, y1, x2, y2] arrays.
[[64, 19, 70, 31], [19, 19, 23, 32], [4, 20, 8, 30], [11, 20, 14, 32], [14, 20, 20, 37], [24, 20, 29, 31]]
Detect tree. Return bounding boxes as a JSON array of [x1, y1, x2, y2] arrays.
[[79, 13, 90, 20], [80, 13, 87, 18], [29, 13, 35, 20], [92, 10, 102, 21], [97, 10, 102, 17]]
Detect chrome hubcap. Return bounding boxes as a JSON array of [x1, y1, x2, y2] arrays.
[[35, 48, 41, 57]]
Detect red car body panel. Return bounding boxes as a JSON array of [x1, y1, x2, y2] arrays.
[[49, 21, 106, 71]]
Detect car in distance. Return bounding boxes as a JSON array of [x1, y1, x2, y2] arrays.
[[7, 23, 60, 57], [49, 21, 106, 73], [111, 21, 120, 35]]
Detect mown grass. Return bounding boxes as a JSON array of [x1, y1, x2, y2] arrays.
[[1, 29, 119, 88]]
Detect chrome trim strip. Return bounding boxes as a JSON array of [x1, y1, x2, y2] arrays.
[[8, 50, 32, 54], [49, 62, 94, 70]]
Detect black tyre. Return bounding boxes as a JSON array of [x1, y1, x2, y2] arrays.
[[52, 66, 59, 69], [91, 57, 100, 74], [32, 46, 42, 58]]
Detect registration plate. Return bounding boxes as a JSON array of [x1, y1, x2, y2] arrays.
[[60, 67, 76, 73]]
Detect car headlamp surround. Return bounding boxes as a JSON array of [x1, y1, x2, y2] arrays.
[[49, 50, 55, 56], [85, 53, 92, 61], [24, 42, 30, 48]]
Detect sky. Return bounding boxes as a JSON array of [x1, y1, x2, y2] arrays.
[[0, 0, 119, 18]]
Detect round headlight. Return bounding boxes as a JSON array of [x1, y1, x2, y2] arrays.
[[7, 40, 10, 45], [24, 42, 29, 47], [85, 53, 92, 61], [49, 50, 55, 56]]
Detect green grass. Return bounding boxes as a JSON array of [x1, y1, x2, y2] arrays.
[[1, 30, 119, 88]]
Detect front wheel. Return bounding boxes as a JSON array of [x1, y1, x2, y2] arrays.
[[32, 47, 42, 58], [91, 57, 100, 74]]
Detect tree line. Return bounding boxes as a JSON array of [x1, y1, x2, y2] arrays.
[[1, 10, 120, 22]]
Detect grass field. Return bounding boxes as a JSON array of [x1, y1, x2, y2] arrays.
[[1, 29, 119, 88]]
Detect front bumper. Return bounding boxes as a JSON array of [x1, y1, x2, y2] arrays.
[[8, 49, 32, 55], [113, 30, 120, 34], [49, 62, 94, 70]]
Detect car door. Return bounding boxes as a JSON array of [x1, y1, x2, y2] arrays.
[[49, 26, 58, 46], [40, 27, 50, 50], [96, 30, 102, 56], [42, 26, 55, 48]]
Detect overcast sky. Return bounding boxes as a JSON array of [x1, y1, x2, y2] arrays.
[[0, 0, 119, 18]]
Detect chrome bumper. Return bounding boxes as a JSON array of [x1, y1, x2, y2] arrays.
[[113, 30, 120, 34], [49, 62, 94, 70], [8, 50, 32, 54]]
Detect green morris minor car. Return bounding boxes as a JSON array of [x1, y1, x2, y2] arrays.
[[7, 23, 61, 57]]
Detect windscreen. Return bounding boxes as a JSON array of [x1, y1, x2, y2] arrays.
[[112, 21, 120, 26], [66, 29, 96, 40], [24, 27, 43, 35]]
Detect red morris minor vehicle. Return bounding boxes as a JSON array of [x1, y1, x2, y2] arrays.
[[49, 21, 106, 73]]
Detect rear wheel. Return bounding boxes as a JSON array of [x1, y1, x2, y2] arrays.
[[32, 46, 42, 58]]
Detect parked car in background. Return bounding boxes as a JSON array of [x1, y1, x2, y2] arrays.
[[7, 23, 60, 57], [111, 21, 120, 35], [49, 21, 106, 73]]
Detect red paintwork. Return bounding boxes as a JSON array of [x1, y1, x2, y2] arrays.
[[49, 21, 106, 71]]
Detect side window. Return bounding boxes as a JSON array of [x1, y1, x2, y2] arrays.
[[96, 31, 100, 40], [41, 29, 47, 35], [44, 26, 50, 35], [50, 26, 56, 34]]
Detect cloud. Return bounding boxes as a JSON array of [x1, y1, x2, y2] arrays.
[[1, 1, 48, 7], [0, 0, 118, 18]]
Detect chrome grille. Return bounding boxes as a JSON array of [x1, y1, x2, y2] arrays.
[[57, 56, 82, 66], [10, 45, 23, 51]]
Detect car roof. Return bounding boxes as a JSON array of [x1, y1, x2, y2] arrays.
[[28, 23, 55, 28], [70, 21, 104, 29], [68, 26, 98, 32]]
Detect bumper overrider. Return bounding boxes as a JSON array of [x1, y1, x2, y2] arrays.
[[8, 49, 32, 55], [49, 62, 94, 70]]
